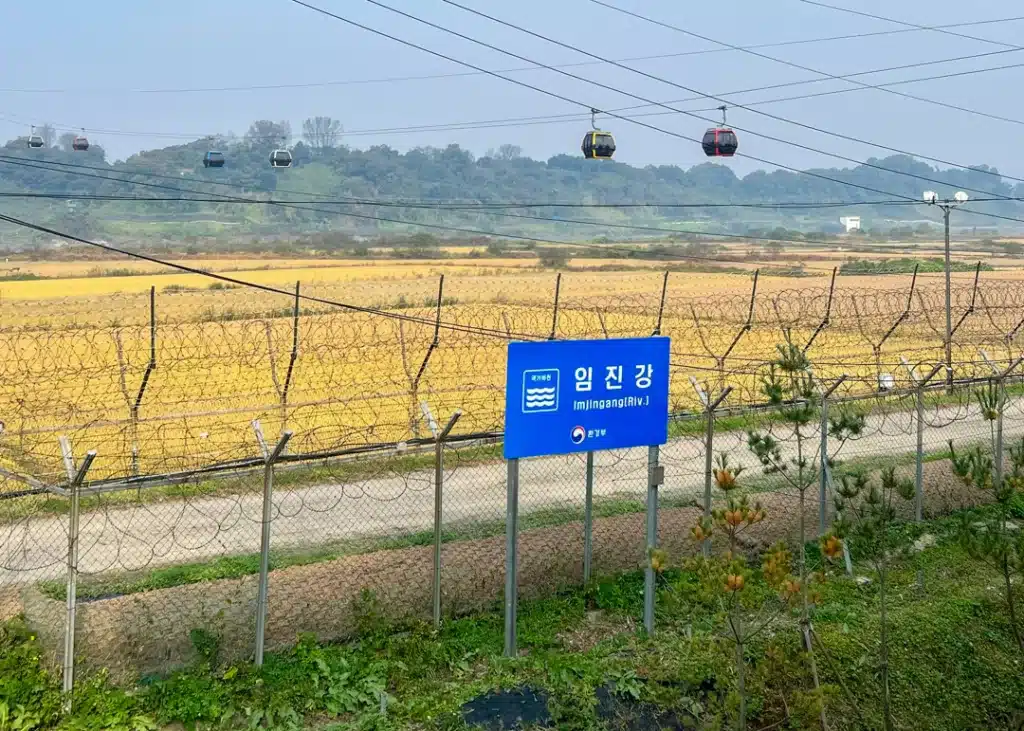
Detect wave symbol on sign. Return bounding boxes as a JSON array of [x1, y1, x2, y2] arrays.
[[524, 387, 556, 408]]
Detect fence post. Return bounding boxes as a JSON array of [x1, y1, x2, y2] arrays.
[[652, 271, 669, 336], [58, 436, 96, 710], [643, 445, 664, 636], [131, 286, 156, 476], [252, 421, 292, 666], [504, 458, 520, 657], [691, 379, 732, 557], [901, 360, 944, 523], [431, 409, 462, 629], [981, 352, 1024, 492], [549, 273, 562, 340], [819, 393, 829, 535], [818, 375, 847, 534], [584, 451, 594, 583], [280, 281, 301, 432]]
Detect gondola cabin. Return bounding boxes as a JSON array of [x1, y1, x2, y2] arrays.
[[581, 130, 615, 160], [27, 135, 44, 149], [702, 105, 738, 157], [701, 127, 738, 157], [269, 149, 292, 168], [72, 136, 89, 152], [203, 151, 226, 168]]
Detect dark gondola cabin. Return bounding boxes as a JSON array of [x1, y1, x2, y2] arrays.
[[203, 151, 226, 168], [702, 105, 738, 157], [582, 131, 615, 160], [582, 108, 615, 160], [269, 149, 292, 168], [701, 127, 738, 157], [72, 136, 89, 151], [27, 135, 44, 149]]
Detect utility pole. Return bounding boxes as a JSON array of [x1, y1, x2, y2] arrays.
[[923, 190, 968, 387]]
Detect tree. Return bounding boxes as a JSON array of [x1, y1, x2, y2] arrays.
[[495, 144, 522, 160], [58, 132, 77, 152], [301, 116, 343, 151], [38, 124, 57, 148], [245, 120, 291, 147], [746, 344, 865, 728], [949, 390, 1024, 656], [833, 466, 914, 731], [679, 454, 824, 731]]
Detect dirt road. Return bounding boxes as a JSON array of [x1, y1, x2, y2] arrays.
[[0, 398, 1010, 586]]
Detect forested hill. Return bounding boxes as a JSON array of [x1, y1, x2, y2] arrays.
[[0, 125, 1021, 242]]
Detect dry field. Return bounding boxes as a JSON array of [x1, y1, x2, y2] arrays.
[[2, 249, 1023, 483]]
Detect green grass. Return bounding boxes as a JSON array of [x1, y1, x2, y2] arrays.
[[4, 509, 1024, 730], [839, 257, 993, 275]]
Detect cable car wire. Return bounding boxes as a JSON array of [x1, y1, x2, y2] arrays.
[[0, 190, 929, 209], [432, 0, 1023, 200], [285, 0, 926, 204], [0, 154, 896, 265], [588, 0, 1024, 157], [303, 0, 1023, 206], [6, 143, 1021, 236], [5, 48, 1023, 145], [7, 154, 1020, 279], [796, 0, 1024, 50], [0, 211, 543, 340], [0, 155, 850, 269], [2, 155, 1013, 279], [4, 14, 1022, 96]]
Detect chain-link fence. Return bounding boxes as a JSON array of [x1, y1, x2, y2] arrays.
[[0, 271, 1019, 689]]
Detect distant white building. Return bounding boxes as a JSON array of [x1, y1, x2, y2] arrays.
[[839, 216, 862, 233]]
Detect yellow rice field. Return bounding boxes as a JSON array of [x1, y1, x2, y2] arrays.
[[1, 254, 1021, 483]]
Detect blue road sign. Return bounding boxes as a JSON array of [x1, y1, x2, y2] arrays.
[[504, 337, 671, 459]]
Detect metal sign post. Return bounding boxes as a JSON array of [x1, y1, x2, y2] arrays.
[[503, 337, 671, 655]]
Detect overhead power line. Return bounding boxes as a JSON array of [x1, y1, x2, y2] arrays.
[[0, 155, 853, 270], [429, 0, 1021, 200], [286, 0, 926, 204], [0, 190, 927, 210], [316, 0, 1024, 232], [4, 13, 1023, 95], [6, 155, 1020, 280], [587, 0, 1024, 135], [0, 210, 532, 340], [796, 0, 1024, 50], [7, 48, 1023, 143]]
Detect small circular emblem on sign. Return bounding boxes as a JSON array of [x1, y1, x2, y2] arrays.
[[570, 425, 586, 445]]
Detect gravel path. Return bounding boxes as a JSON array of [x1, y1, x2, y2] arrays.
[[1, 397, 1017, 587]]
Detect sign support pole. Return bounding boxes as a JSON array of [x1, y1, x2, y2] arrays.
[[583, 451, 594, 583], [504, 457, 520, 658], [643, 445, 663, 635]]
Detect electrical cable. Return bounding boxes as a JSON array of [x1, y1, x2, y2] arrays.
[[589, 0, 1024, 130], [796, 0, 1023, 50], [5, 13, 1022, 95], [5, 157, 1014, 281], [7, 48, 1023, 142], [318, 0, 1024, 234], [0, 189, 927, 210], [285, 0, 925, 204], [0, 210, 533, 340], [0, 155, 853, 270], [430, 0, 1021, 201]]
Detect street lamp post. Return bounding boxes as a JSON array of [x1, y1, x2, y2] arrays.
[[923, 190, 969, 386]]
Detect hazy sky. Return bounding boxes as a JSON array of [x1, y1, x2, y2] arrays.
[[2, 0, 1023, 178]]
